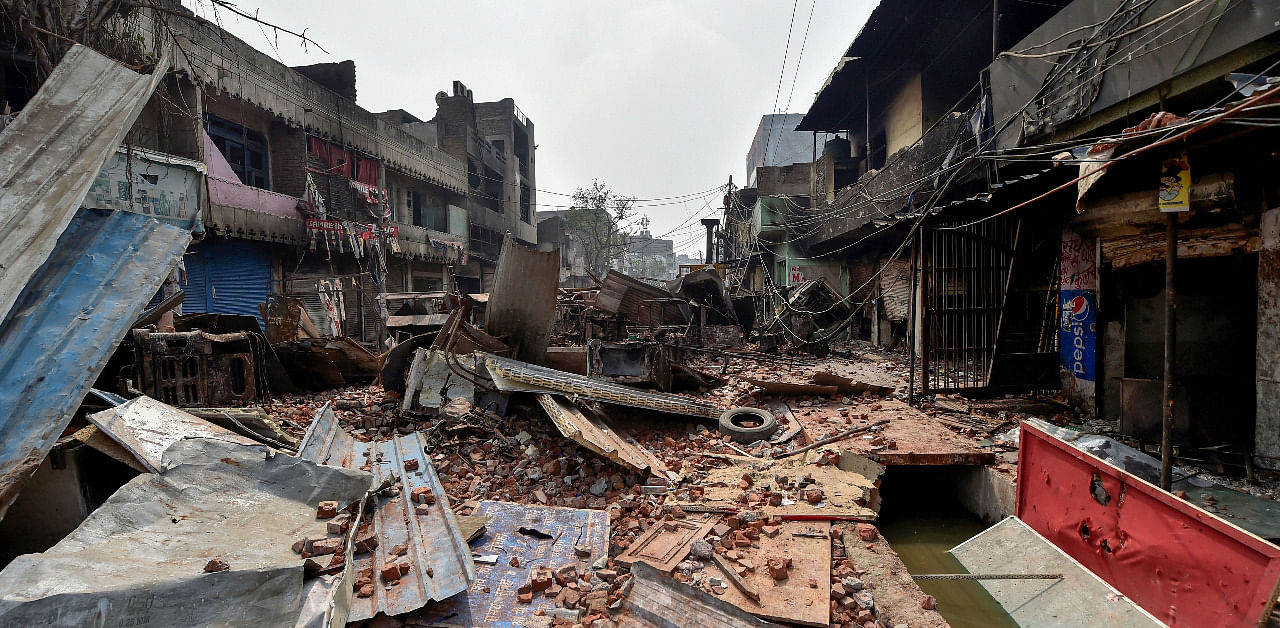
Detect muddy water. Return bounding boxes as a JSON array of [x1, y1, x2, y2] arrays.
[[877, 467, 1019, 628]]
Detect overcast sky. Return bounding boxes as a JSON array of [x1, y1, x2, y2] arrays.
[[191, 1, 875, 256]]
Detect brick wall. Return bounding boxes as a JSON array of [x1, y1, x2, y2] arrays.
[[270, 123, 307, 197]]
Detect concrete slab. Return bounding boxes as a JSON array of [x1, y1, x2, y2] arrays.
[[950, 517, 1164, 628]]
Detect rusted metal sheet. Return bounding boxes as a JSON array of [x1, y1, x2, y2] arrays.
[[485, 234, 559, 363], [274, 337, 379, 391], [0, 437, 370, 627], [616, 514, 721, 571], [415, 500, 609, 628], [620, 560, 783, 628], [131, 329, 263, 406], [1017, 421, 1280, 627], [742, 378, 839, 397], [596, 269, 689, 325], [297, 405, 477, 620], [485, 354, 722, 419], [0, 44, 170, 325], [536, 394, 667, 476], [87, 395, 261, 473], [0, 209, 189, 520], [810, 372, 895, 397], [263, 295, 305, 343]]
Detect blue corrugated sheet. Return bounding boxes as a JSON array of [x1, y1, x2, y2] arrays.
[[0, 208, 191, 519]]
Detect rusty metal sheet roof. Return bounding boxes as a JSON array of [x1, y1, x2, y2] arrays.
[[413, 500, 610, 628], [298, 404, 476, 620], [87, 395, 261, 473], [0, 44, 169, 324], [536, 394, 668, 476], [0, 209, 190, 520], [485, 354, 722, 419], [0, 437, 371, 627]]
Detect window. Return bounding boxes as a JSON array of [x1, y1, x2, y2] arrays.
[[205, 114, 270, 189], [520, 182, 531, 223], [410, 191, 424, 228]]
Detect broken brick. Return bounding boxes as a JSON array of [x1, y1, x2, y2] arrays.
[[316, 501, 339, 519]]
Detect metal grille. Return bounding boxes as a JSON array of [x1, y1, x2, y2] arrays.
[[920, 217, 1015, 393]]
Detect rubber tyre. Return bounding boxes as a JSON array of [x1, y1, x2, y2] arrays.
[[718, 407, 779, 444]]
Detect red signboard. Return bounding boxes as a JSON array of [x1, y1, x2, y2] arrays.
[[1017, 422, 1280, 626]]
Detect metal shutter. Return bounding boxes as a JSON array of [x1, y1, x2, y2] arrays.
[[879, 258, 912, 322], [181, 237, 271, 329], [179, 249, 209, 314]]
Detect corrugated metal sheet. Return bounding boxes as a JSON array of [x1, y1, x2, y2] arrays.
[[485, 354, 722, 419], [298, 404, 476, 620], [86, 395, 260, 473], [484, 234, 558, 363], [0, 209, 190, 519], [0, 437, 370, 627], [0, 44, 169, 325], [414, 500, 609, 628]]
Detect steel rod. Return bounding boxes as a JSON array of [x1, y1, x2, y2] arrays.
[[1161, 211, 1177, 491], [913, 573, 1063, 581]]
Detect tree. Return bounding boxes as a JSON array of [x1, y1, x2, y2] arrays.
[[566, 180, 635, 277]]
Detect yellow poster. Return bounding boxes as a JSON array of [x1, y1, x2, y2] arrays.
[[1159, 152, 1191, 212]]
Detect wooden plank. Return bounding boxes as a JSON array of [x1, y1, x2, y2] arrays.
[[710, 552, 759, 602], [616, 514, 721, 572], [712, 521, 832, 627]]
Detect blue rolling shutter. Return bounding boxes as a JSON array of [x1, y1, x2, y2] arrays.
[[179, 249, 209, 313], [179, 237, 271, 329]]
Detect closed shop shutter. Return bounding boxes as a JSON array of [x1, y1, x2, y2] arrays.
[[180, 237, 272, 329], [879, 258, 912, 322], [179, 249, 210, 314]]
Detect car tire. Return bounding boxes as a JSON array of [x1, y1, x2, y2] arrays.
[[718, 407, 779, 444]]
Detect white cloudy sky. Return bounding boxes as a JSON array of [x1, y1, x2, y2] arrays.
[[191, 1, 875, 256]]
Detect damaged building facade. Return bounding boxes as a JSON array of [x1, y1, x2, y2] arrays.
[[727, 0, 1280, 470]]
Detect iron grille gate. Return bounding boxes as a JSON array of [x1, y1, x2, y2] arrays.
[[920, 217, 1016, 393], [919, 215, 1062, 395]]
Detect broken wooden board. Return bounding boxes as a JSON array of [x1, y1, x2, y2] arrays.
[[811, 371, 894, 397], [616, 513, 721, 572], [411, 501, 609, 628], [618, 560, 782, 628], [743, 378, 839, 397], [667, 451, 879, 520], [765, 401, 813, 446], [712, 521, 832, 627], [536, 394, 668, 476]]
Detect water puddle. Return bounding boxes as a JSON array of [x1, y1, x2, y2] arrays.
[[878, 466, 1019, 628]]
